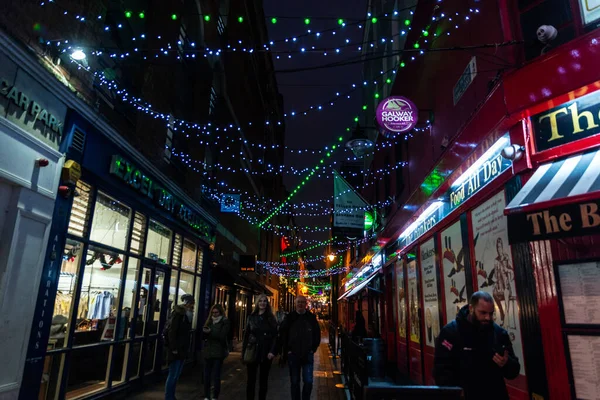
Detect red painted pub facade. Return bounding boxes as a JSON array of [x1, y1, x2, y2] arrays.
[[337, 1, 600, 399]]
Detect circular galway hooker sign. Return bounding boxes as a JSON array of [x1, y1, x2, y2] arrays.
[[376, 96, 418, 133]]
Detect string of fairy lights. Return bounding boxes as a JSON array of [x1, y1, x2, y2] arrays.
[[37, 0, 484, 277]]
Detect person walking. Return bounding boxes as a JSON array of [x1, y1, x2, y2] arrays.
[[351, 310, 367, 343], [242, 294, 278, 400], [279, 295, 320, 400], [202, 304, 231, 400], [433, 291, 520, 400], [164, 294, 195, 400]]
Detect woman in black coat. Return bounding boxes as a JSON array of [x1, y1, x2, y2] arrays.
[[242, 294, 278, 400]]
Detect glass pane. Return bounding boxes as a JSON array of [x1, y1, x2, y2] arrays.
[[65, 346, 110, 399], [197, 248, 204, 274], [138, 268, 152, 337], [110, 343, 129, 386], [131, 342, 142, 379], [178, 272, 194, 303], [74, 247, 124, 347], [119, 258, 140, 340], [130, 212, 146, 255], [38, 352, 65, 400], [52, 240, 84, 349], [172, 234, 183, 268], [182, 239, 197, 272], [169, 270, 179, 313], [144, 339, 157, 375], [150, 270, 166, 334], [89, 191, 131, 250], [146, 220, 171, 264], [67, 181, 93, 237]]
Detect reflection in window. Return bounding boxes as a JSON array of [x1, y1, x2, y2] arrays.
[[130, 212, 146, 255], [90, 191, 131, 250], [74, 247, 124, 347], [39, 352, 66, 400], [179, 272, 194, 301], [110, 343, 129, 387], [182, 239, 197, 272], [120, 258, 140, 341], [146, 220, 172, 263], [52, 240, 84, 349]]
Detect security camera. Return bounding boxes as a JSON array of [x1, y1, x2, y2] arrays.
[[501, 144, 525, 161]]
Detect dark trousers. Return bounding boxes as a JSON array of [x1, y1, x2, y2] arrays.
[[204, 357, 224, 399], [288, 352, 314, 400], [246, 359, 273, 400]]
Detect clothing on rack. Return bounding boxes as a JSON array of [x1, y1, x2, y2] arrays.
[[53, 292, 72, 318], [87, 291, 115, 320]]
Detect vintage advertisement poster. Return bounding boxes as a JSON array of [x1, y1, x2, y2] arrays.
[[442, 220, 469, 323], [471, 191, 525, 376], [407, 256, 420, 344], [420, 238, 440, 347], [396, 260, 407, 338]]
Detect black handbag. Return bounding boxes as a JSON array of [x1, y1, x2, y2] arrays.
[[242, 318, 258, 364]]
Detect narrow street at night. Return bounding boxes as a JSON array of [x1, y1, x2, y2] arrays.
[[1, 0, 600, 400]]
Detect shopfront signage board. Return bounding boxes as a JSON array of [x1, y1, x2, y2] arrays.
[[109, 154, 212, 240], [453, 56, 477, 105], [333, 170, 369, 238], [376, 96, 418, 133], [532, 89, 600, 152], [580, 0, 600, 26], [507, 199, 600, 244]]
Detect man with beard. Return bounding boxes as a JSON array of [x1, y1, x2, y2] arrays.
[[433, 291, 520, 399]]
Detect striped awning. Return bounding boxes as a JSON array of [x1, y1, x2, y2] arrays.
[[506, 148, 600, 244], [506, 148, 600, 213]]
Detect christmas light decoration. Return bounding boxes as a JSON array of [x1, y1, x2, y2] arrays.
[[281, 237, 337, 258], [204, 15, 211, 22], [271, 17, 277, 24]]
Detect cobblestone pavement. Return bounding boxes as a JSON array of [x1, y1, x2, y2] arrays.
[[122, 321, 348, 400]]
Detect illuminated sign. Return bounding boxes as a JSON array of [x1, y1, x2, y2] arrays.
[[109, 155, 212, 240], [376, 96, 418, 133]]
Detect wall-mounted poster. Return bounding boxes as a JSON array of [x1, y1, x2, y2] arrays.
[[558, 262, 600, 326], [442, 220, 469, 323], [396, 260, 407, 338], [420, 238, 440, 347], [407, 255, 420, 344], [567, 335, 600, 399], [471, 191, 525, 376]]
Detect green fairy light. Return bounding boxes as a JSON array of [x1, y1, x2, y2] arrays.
[[414, 43, 420, 49], [238, 16, 244, 23], [371, 17, 378, 23], [354, 116, 359, 122], [400, 62, 406, 67], [125, 11, 132, 18], [404, 19, 411, 26], [171, 14, 178, 20], [423, 30, 429, 37], [374, 93, 380, 99], [139, 12, 145, 19], [338, 18, 344, 25], [362, 105, 367, 110], [271, 17, 277, 24], [304, 18, 311, 25], [204, 15, 211, 22], [386, 78, 392, 84]]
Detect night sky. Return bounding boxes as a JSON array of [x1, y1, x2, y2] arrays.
[[263, 0, 368, 264]]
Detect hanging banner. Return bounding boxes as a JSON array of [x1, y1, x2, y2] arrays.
[[333, 170, 369, 237], [420, 238, 440, 347], [376, 96, 419, 133], [441, 220, 469, 323], [396, 260, 407, 339], [471, 191, 525, 376], [407, 256, 420, 344]]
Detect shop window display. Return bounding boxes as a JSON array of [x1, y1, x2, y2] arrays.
[[89, 191, 131, 250], [146, 219, 172, 263], [182, 239, 197, 272], [51, 240, 84, 349], [73, 246, 125, 347]]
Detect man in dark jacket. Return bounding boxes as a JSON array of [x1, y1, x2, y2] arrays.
[[279, 295, 321, 400], [165, 294, 194, 400], [434, 291, 520, 400]]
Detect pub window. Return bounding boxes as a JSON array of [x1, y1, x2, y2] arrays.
[[146, 219, 172, 264], [68, 181, 93, 237], [89, 191, 132, 251]]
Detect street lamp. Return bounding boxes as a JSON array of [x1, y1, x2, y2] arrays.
[[328, 253, 336, 262], [345, 124, 374, 158], [70, 49, 87, 60]]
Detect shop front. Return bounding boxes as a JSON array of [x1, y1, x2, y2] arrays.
[[503, 85, 600, 400], [0, 40, 67, 399], [382, 130, 537, 398], [20, 109, 217, 400]]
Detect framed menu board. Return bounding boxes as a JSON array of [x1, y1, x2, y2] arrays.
[[566, 334, 600, 400], [556, 260, 600, 327]]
